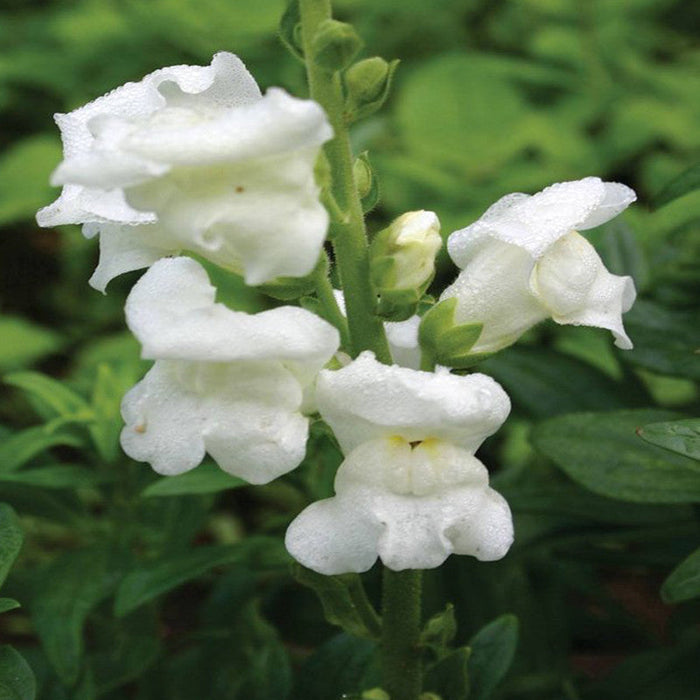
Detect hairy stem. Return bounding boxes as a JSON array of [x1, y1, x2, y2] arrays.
[[299, 0, 391, 362]]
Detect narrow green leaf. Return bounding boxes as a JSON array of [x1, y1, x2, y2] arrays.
[[424, 646, 470, 700], [637, 419, 700, 461], [141, 462, 247, 497], [653, 162, 700, 209], [29, 547, 121, 685], [0, 426, 84, 474], [114, 545, 246, 617], [4, 372, 89, 420], [0, 504, 22, 588], [0, 317, 62, 372], [293, 565, 381, 640], [0, 465, 107, 489], [0, 599, 20, 614], [532, 410, 700, 503], [661, 547, 700, 603], [89, 364, 127, 463], [0, 646, 36, 700], [467, 614, 519, 700]]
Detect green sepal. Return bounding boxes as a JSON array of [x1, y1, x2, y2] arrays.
[[344, 57, 400, 123], [278, 0, 304, 62], [311, 19, 363, 74], [419, 298, 487, 368], [419, 604, 457, 660], [292, 564, 382, 640], [256, 254, 328, 301], [375, 286, 421, 322]]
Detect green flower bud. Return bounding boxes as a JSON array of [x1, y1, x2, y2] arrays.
[[362, 689, 390, 700], [311, 19, 363, 73], [344, 57, 399, 121]]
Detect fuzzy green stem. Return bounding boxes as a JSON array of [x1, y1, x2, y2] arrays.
[[299, 0, 391, 363], [381, 569, 423, 700], [314, 256, 351, 349]]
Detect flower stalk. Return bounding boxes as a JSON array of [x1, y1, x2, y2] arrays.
[[299, 0, 391, 363]]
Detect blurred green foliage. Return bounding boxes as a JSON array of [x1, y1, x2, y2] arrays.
[[0, 0, 698, 698]]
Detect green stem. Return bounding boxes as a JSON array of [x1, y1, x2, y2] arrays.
[[381, 568, 423, 700], [314, 255, 351, 350], [299, 0, 391, 363]]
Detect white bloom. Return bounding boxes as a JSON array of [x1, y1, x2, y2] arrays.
[[440, 177, 637, 353], [37, 52, 333, 289], [120, 257, 339, 484], [285, 352, 513, 573]]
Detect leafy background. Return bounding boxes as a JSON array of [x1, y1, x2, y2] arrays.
[[0, 0, 698, 698]]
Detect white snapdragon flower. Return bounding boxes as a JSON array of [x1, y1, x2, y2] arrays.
[[285, 352, 513, 573], [440, 177, 637, 353], [36, 52, 333, 290], [120, 257, 339, 484]]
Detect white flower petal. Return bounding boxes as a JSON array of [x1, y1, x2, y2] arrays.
[[86, 222, 176, 292], [316, 352, 510, 454], [577, 181, 637, 230], [126, 257, 339, 379], [440, 240, 549, 353], [447, 178, 637, 263], [385, 315, 422, 369], [120, 359, 308, 483], [285, 438, 513, 574], [38, 52, 259, 227], [533, 232, 636, 348]]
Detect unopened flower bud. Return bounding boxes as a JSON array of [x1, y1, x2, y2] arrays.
[[370, 210, 441, 320], [311, 20, 363, 73], [344, 57, 398, 121]]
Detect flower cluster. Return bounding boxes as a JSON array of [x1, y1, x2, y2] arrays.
[[38, 52, 638, 574]]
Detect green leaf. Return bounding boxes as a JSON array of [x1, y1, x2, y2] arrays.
[[0, 645, 36, 700], [0, 134, 61, 225], [114, 545, 247, 617], [0, 599, 20, 614], [482, 347, 644, 418], [4, 372, 89, 420], [420, 604, 457, 659], [637, 419, 700, 461], [293, 565, 381, 640], [0, 317, 62, 372], [653, 162, 700, 209], [467, 615, 519, 700], [661, 547, 700, 603], [424, 646, 470, 700], [622, 300, 700, 380], [29, 547, 121, 685], [88, 364, 128, 463], [0, 426, 84, 474], [0, 504, 22, 589], [291, 634, 380, 700], [0, 465, 107, 489], [532, 410, 700, 503], [599, 219, 650, 292], [141, 462, 247, 497]]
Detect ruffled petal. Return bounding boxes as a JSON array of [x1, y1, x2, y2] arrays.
[[440, 239, 549, 353], [86, 222, 177, 292], [316, 352, 510, 454], [38, 52, 260, 227], [285, 437, 513, 574], [120, 359, 308, 483], [447, 178, 636, 263], [125, 257, 339, 379], [532, 232, 636, 348]]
